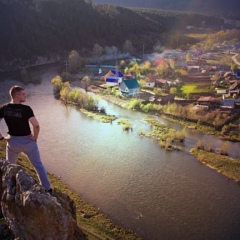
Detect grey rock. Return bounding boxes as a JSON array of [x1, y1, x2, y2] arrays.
[[0, 159, 85, 240]]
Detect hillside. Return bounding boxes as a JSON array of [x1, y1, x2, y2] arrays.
[[92, 0, 240, 19], [0, 0, 223, 68]]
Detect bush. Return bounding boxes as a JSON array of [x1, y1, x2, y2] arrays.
[[205, 142, 213, 152], [140, 103, 154, 112], [129, 99, 140, 110], [195, 140, 205, 150], [219, 142, 230, 156]]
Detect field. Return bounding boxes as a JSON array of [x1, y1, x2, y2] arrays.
[[180, 83, 213, 97]]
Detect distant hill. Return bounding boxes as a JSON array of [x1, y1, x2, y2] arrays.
[[92, 0, 240, 19], [0, 0, 224, 67]]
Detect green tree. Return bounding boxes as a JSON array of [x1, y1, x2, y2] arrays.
[[185, 53, 191, 62], [120, 60, 126, 69], [168, 59, 175, 70], [51, 75, 63, 97], [154, 88, 162, 96], [140, 61, 151, 75], [60, 82, 71, 104], [170, 87, 177, 95]]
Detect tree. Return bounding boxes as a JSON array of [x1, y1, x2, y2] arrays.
[[168, 59, 175, 70], [51, 75, 63, 96], [185, 53, 191, 62], [211, 73, 221, 81], [60, 82, 71, 104], [140, 61, 151, 75], [92, 43, 103, 58], [82, 76, 91, 91], [20, 69, 28, 84], [156, 61, 169, 76], [170, 87, 177, 95], [123, 40, 135, 55], [68, 50, 81, 74], [120, 60, 126, 68]]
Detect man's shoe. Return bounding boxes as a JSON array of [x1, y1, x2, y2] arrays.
[[46, 188, 54, 195]]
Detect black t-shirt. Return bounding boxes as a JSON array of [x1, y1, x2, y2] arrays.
[[0, 103, 34, 136]]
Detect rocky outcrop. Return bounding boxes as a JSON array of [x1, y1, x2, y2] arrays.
[[0, 159, 86, 240]]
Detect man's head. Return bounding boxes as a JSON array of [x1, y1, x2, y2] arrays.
[[9, 86, 26, 103]]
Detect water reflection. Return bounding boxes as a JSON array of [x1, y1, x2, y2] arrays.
[[1, 69, 240, 240]]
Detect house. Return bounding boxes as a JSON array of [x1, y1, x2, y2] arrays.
[[229, 80, 239, 95], [216, 89, 228, 94], [119, 79, 140, 96], [155, 79, 169, 91], [187, 66, 200, 74], [104, 70, 124, 86], [237, 71, 240, 79], [172, 78, 181, 86], [197, 96, 220, 108], [220, 99, 235, 109], [145, 74, 157, 89]]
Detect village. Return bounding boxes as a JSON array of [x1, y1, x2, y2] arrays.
[[70, 44, 240, 141], [85, 45, 240, 111]]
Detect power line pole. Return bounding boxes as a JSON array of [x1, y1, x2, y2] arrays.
[[142, 44, 144, 61], [65, 60, 68, 80]]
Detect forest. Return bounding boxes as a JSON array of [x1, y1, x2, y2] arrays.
[[92, 0, 240, 19], [0, 0, 224, 67]]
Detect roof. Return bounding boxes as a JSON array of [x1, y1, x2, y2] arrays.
[[220, 99, 235, 108], [123, 79, 140, 89], [110, 70, 124, 78], [156, 79, 167, 84], [146, 74, 158, 83], [229, 81, 238, 90], [106, 76, 119, 83], [197, 96, 219, 102], [154, 58, 166, 66]]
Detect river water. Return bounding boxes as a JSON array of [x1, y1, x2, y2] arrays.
[[1, 66, 240, 240]]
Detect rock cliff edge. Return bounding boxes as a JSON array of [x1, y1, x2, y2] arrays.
[[0, 159, 86, 240]]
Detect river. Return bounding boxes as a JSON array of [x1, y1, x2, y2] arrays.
[[1, 66, 240, 240]]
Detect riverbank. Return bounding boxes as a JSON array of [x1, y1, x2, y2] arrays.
[[86, 90, 240, 182], [0, 141, 142, 240], [89, 87, 240, 142], [190, 148, 240, 183]]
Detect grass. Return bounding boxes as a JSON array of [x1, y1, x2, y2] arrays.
[[190, 148, 240, 182], [181, 83, 212, 95], [117, 119, 133, 131], [0, 141, 142, 240], [80, 109, 117, 123], [140, 118, 185, 150]]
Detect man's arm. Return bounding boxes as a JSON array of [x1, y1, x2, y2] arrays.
[[29, 116, 40, 140]]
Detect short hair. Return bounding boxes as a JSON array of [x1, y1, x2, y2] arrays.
[[9, 85, 24, 98]]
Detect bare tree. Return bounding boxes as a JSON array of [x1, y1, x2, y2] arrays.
[[123, 40, 135, 55], [68, 50, 81, 74]]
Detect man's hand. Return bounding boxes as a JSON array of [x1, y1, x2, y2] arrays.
[[0, 134, 10, 141], [27, 135, 37, 141]]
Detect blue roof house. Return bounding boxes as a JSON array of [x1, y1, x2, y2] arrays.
[[119, 78, 140, 97], [104, 70, 124, 86]]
